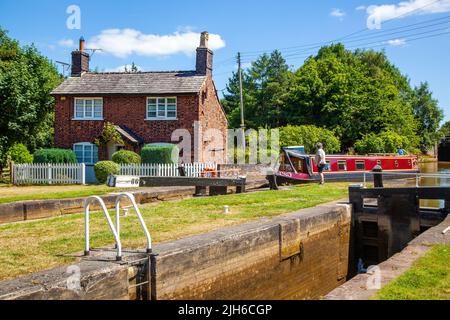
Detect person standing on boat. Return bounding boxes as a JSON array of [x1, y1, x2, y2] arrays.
[[315, 143, 326, 185]]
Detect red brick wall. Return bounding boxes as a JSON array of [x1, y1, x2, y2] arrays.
[[198, 77, 228, 163], [53, 94, 200, 160], [53, 77, 227, 163]]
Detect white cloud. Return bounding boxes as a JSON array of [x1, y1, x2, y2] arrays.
[[330, 8, 346, 18], [58, 38, 74, 47], [386, 38, 407, 46], [105, 64, 143, 72], [89, 29, 226, 58], [366, 0, 450, 29], [356, 5, 366, 11]]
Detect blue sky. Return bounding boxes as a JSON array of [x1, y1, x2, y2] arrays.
[[1, 0, 450, 121]]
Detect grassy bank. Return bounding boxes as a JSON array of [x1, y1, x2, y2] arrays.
[[0, 182, 350, 281], [373, 245, 450, 300], [0, 184, 137, 204]]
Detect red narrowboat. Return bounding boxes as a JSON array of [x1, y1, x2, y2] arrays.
[[274, 146, 419, 184]]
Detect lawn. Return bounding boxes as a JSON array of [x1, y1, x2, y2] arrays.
[[0, 182, 350, 281], [0, 184, 138, 204], [373, 245, 450, 300]]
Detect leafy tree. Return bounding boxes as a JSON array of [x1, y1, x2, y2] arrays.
[[0, 28, 62, 167], [354, 131, 410, 154], [7, 143, 33, 163], [411, 82, 444, 152], [439, 121, 450, 137], [221, 51, 289, 128], [279, 125, 341, 154]]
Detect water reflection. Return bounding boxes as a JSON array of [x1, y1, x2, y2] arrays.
[[418, 161, 450, 208]]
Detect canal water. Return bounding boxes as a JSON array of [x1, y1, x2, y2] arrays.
[[418, 161, 450, 208]]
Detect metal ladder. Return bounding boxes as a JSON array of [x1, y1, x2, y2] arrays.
[[84, 192, 152, 261]]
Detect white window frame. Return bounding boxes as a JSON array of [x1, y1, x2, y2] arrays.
[[73, 142, 99, 165], [73, 97, 103, 120], [146, 97, 177, 120]]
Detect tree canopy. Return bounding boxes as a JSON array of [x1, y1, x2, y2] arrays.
[[0, 28, 62, 167], [222, 44, 444, 154]]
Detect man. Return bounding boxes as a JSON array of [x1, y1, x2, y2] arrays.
[[315, 143, 326, 185]]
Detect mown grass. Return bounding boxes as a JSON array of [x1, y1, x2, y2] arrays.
[[373, 245, 450, 300], [0, 184, 137, 204], [0, 182, 350, 281]]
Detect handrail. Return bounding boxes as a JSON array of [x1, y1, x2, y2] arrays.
[[363, 171, 450, 188], [115, 192, 152, 253], [84, 196, 122, 261]]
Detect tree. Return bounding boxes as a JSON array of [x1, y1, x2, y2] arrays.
[[440, 121, 450, 137], [0, 28, 62, 167], [411, 82, 444, 152], [221, 50, 290, 128], [279, 125, 341, 154]]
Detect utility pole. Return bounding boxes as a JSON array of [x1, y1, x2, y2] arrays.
[[237, 52, 246, 156]]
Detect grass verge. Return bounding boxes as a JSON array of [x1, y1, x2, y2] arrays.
[[0, 184, 137, 204], [0, 182, 350, 281], [373, 245, 450, 300]]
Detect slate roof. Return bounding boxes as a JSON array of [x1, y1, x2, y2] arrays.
[[51, 71, 206, 95]]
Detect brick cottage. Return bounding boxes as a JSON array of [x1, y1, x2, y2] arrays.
[[51, 32, 228, 174]]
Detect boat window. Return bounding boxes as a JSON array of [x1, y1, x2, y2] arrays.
[[280, 155, 294, 172], [377, 160, 381, 166], [338, 160, 347, 171], [355, 160, 365, 170], [325, 160, 331, 171]]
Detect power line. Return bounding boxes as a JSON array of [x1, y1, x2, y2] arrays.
[[239, 0, 446, 57]]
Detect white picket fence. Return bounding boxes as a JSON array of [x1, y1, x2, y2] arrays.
[[12, 162, 217, 185], [13, 163, 86, 185], [119, 163, 218, 177]]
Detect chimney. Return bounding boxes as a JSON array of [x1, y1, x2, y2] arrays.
[[71, 37, 90, 76], [196, 31, 213, 76]]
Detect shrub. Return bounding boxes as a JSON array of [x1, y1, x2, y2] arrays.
[[279, 125, 341, 154], [94, 161, 120, 184], [112, 150, 141, 164], [141, 145, 179, 164], [33, 148, 77, 164], [7, 144, 33, 164], [354, 131, 410, 154]]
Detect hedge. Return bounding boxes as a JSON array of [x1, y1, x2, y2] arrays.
[[7, 144, 33, 164], [141, 145, 179, 164], [112, 150, 141, 164], [94, 161, 120, 184], [33, 148, 77, 164]]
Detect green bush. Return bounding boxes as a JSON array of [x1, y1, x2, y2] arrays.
[[7, 144, 33, 164], [141, 145, 179, 164], [112, 150, 141, 164], [279, 125, 341, 154], [33, 148, 77, 164], [94, 161, 120, 184], [354, 131, 410, 154]]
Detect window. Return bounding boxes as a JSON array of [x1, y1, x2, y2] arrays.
[[147, 97, 177, 120], [355, 160, 365, 170], [74, 98, 103, 120], [73, 143, 99, 165], [324, 160, 331, 171], [338, 160, 347, 171]]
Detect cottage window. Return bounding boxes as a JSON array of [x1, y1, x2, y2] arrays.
[[74, 98, 103, 120], [147, 97, 177, 120], [73, 142, 99, 165]]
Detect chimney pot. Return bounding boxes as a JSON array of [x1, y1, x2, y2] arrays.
[[79, 37, 85, 52], [199, 31, 209, 48]]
